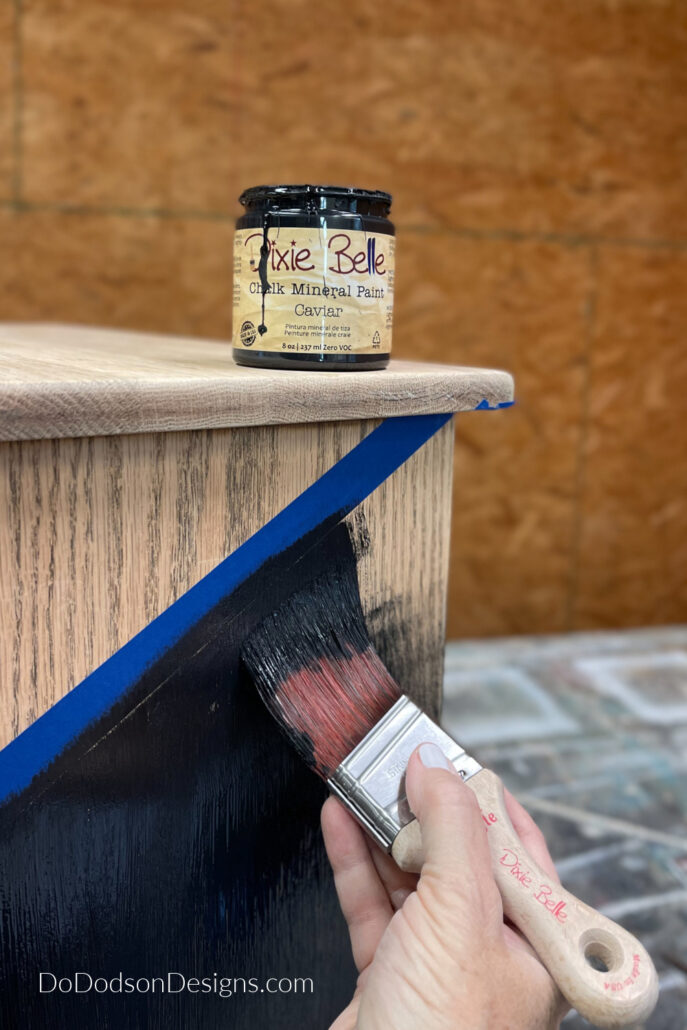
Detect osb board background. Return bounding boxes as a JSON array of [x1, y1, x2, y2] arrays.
[[1, 0, 686, 637]]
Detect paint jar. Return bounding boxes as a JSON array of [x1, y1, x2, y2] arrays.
[[232, 185, 394, 371]]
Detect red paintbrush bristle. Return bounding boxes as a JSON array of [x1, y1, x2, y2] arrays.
[[242, 564, 402, 779], [264, 647, 400, 778]]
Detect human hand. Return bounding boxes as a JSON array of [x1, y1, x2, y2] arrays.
[[322, 742, 570, 1030]]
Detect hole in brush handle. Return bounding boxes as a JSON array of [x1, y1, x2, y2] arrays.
[[580, 927, 625, 975]]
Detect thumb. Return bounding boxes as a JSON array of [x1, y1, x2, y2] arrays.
[[405, 742, 495, 892]]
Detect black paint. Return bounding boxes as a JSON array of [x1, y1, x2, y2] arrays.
[[0, 518, 364, 1029], [242, 560, 401, 778], [257, 209, 273, 336]]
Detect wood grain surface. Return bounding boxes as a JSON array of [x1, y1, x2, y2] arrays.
[[0, 323, 513, 441], [0, 418, 453, 749]]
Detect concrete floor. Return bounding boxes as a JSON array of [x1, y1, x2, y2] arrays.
[[443, 626, 687, 1030]]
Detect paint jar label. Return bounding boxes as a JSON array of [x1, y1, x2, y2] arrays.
[[232, 228, 395, 356]]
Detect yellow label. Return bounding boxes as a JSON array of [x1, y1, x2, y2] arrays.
[[232, 227, 394, 356]]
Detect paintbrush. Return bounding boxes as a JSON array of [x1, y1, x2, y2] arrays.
[[241, 563, 658, 1029]]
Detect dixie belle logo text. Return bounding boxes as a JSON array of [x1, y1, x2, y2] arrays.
[[246, 232, 387, 277]]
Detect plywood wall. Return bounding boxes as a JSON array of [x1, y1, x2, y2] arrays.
[[1, 0, 685, 636]]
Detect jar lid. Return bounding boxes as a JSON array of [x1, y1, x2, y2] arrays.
[[239, 184, 392, 216]]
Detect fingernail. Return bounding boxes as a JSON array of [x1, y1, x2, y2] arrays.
[[418, 742, 453, 771]]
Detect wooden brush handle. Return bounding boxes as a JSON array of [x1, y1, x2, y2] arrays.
[[391, 769, 658, 1029]]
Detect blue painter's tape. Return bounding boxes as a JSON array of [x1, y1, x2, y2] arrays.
[[0, 413, 452, 803], [474, 399, 515, 411]]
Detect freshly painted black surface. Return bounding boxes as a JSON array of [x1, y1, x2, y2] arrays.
[[242, 560, 402, 778], [0, 518, 361, 1030]]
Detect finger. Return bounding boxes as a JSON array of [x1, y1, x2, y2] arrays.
[[404, 743, 504, 939], [405, 742, 494, 882], [503, 919, 544, 959], [503, 789, 560, 883], [321, 796, 393, 972], [368, 844, 418, 910]]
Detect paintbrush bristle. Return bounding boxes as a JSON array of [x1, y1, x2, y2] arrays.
[[242, 563, 401, 779]]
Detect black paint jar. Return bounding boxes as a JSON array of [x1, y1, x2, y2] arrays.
[[232, 185, 394, 371]]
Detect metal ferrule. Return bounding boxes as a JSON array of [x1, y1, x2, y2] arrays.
[[327, 695, 482, 852]]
